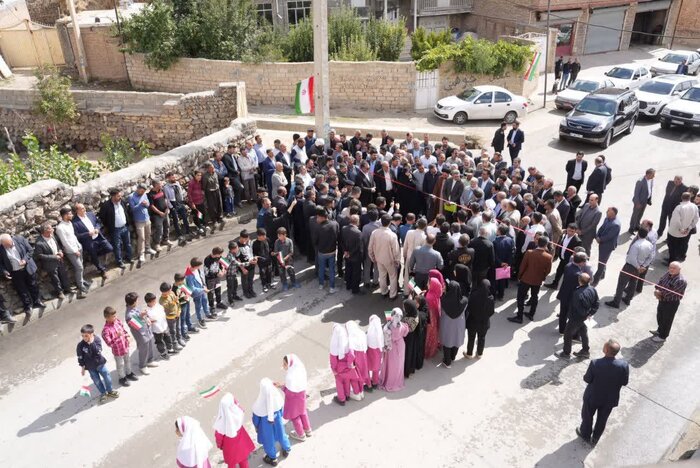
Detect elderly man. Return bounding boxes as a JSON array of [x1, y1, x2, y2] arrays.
[[407, 233, 443, 289], [508, 236, 552, 323], [147, 180, 171, 252], [586, 157, 610, 203], [99, 188, 133, 268], [163, 172, 192, 243], [576, 194, 602, 255], [56, 207, 90, 298], [592, 207, 622, 287], [72, 203, 112, 278], [0, 233, 45, 315], [34, 222, 73, 299], [667, 192, 699, 263], [368, 214, 401, 300], [271, 162, 288, 199], [657, 175, 687, 237], [203, 162, 224, 228], [649, 261, 687, 343], [629, 168, 655, 234], [605, 227, 654, 309]]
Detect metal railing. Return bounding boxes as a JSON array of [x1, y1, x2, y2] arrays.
[[418, 0, 473, 12]]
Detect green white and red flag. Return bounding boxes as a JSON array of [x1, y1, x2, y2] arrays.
[[127, 315, 145, 331], [295, 76, 314, 115], [199, 385, 221, 399]]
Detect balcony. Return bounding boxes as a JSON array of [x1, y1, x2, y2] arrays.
[[418, 0, 473, 15]]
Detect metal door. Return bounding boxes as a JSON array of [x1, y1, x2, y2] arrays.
[[415, 70, 439, 110], [584, 6, 627, 54]]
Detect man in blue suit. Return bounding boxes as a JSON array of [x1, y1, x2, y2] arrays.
[[72, 203, 113, 278], [592, 207, 621, 286], [506, 121, 525, 163], [577, 339, 629, 446]]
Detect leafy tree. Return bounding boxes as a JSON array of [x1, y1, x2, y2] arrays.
[[331, 34, 377, 62], [410, 27, 452, 61], [283, 18, 315, 62], [33, 65, 78, 136], [120, 0, 178, 70], [366, 17, 407, 62]]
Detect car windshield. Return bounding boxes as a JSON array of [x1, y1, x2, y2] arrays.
[[639, 81, 674, 95], [606, 67, 633, 79], [681, 87, 700, 102], [660, 53, 687, 64], [569, 80, 600, 92], [576, 98, 616, 116], [457, 88, 481, 102]]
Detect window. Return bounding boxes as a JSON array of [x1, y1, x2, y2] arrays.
[[494, 92, 512, 103], [288, 0, 311, 25], [257, 3, 273, 24], [475, 92, 493, 104]]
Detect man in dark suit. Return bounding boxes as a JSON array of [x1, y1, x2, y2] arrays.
[[34, 223, 73, 299], [545, 223, 582, 289], [576, 339, 629, 446], [98, 189, 133, 268], [477, 171, 494, 199], [341, 214, 364, 294], [555, 252, 592, 334], [491, 122, 507, 154], [355, 161, 376, 206], [0, 233, 45, 315], [629, 168, 655, 234], [553, 191, 570, 226], [585, 157, 609, 203], [592, 207, 622, 286], [223, 144, 244, 207], [657, 175, 687, 237], [373, 161, 395, 205], [565, 151, 588, 193], [468, 226, 496, 285], [506, 121, 525, 163], [508, 236, 552, 323], [565, 186, 582, 227], [72, 203, 112, 278]]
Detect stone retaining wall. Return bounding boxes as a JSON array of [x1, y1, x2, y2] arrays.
[[0, 82, 248, 150], [0, 118, 257, 311]]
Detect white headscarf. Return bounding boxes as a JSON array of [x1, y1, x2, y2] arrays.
[[329, 323, 350, 359], [366, 314, 384, 349], [346, 321, 368, 352], [176, 416, 213, 468], [251, 378, 284, 422], [387, 308, 403, 329], [213, 393, 244, 438], [284, 353, 308, 392]]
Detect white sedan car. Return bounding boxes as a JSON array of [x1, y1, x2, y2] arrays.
[[555, 78, 616, 110], [434, 86, 528, 125], [603, 63, 652, 89], [650, 50, 700, 76]]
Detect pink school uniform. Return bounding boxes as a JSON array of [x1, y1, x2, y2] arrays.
[[381, 308, 409, 392], [366, 315, 384, 387], [329, 323, 362, 403], [282, 353, 312, 438], [346, 321, 370, 391], [213, 393, 255, 468]]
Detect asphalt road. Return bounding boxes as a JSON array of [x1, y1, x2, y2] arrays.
[[0, 107, 699, 468]]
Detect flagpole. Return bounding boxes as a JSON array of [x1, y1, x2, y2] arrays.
[[313, 0, 330, 139]]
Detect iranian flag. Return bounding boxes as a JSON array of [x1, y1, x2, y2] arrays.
[[295, 76, 315, 115], [384, 310, 393, 321], [179, 284, 193, 298], [219, 257, 231, 269], [199, 385, 221, 399], [523, 51, 541, 82], [127, 315, 145, 331], [277, 252, 284, 266], [79, 385, 91, 397]]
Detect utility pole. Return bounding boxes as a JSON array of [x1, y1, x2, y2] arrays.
[[542, 0, 551, 109], [66, 0, 88, 83], [313, 0, 330, 139]]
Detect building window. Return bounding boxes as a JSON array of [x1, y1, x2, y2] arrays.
[[257, 3, 273, 24], [288, 0, 311, 25]]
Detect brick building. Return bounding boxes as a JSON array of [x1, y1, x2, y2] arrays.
[[672, 0, 700, 49]]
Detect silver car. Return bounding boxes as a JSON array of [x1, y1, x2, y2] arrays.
[[555, 78, 616, 110]]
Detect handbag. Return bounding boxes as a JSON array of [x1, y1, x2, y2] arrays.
[[495, 266, 511, 280]]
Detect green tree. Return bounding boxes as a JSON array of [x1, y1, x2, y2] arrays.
[[410, 27, 452, 61], [331, 34, 377, 61], [33, 65, 78, 137], [120, 0, 179, 70], [284, 18, 314, 62], [366, 17, 407, 61]]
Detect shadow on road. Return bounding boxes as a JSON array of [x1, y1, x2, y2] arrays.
[[623, 336, 663, 369], [534, 437, 593, 467]]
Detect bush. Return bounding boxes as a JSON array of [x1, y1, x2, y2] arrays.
[[410, 27, 452, 61], [100, 134, 151, 172], [366, 17, 406, 61], [120, 0, 178, 70], [283, 18, 314, 63], [33, 65, 78, 134], [331, 34, 377, 62]]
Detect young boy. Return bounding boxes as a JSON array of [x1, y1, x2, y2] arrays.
[[102, 307, 139, 387], [186, 257, 212, 328], [237, 230, 257, 298], [273, 227, 300, 291], [125, 292, 157, 374], [77, 324, 119, 403], [225, 241, 244, 303], [252, 228, 273, 292], [204, 247, 227, 311], [144, 292, 177, 360], [160, 282, 186, 349], [173, 273, 196, 338]]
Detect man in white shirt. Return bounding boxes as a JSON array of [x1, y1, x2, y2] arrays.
[[667, 192, 699, 262], [55, 207, 90, 298], [237, 147, 258, 203], [419, 147, 437, 169]]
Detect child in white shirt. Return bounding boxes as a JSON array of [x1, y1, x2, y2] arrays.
[[144, 292, 177, 359]]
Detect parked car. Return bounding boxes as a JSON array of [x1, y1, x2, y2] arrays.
[[433, 86, 528, 125], [635, 74, 698, 119], [603, 63, 651, 89], [650, 51, 700, 76], [555, 78, 616, 110], [559, 88, 639, 148], [659, 85, 700, 130]]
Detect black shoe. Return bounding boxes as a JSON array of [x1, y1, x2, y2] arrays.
[[524, 313, 535, 321], [507, 316, 523, 324], [183, 334, 191, 341], [281, 450, 289, 458], [188, 327, 199, 334], [621, 297, 631, 306], [119, 377, 131, 387], [209, 312, 218, 319], [573, 350, 590, 359], [576, 427, 591, 444], [262, 286, 269, 293], [126, 373, 139, 381], [263, 455, 278, 466], [649, 330, 659, 336], [364, 384, 374, 393], [333, 396, 346, 406], [605, 301, 619, 309], [544, 282, 558, 290], [231, 295, 243, 301], [33, 301, 46, 308], [556, 352, 571, 360], [216, 303, 227, 310], [198, 320, 207, 328], [0, 312, 17, 324], [161, 353, 170, 360]]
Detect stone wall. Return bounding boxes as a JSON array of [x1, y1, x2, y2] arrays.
[[125, 54, 417, 112], [437, 63, 536, 100], [0, 82, 247, 150], [0, 118, 257, 311]]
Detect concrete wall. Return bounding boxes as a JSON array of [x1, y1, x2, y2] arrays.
[[0, 118, 257, 311], [68, 24, 129, 82], [437, 62, 537, 100], [125, 54, 418, 112], [0, 82, 247, 150]]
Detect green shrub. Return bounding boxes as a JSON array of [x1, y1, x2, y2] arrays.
[[410, 27, 452, 61], [366, 17, 406, 61], [283, 18, 314, 63], [120, 0, 178, 70], [331, 34, 377, 62], [100, 134, 151, 172], [33, 65, 78, 134], [329, 7, 364, 56]]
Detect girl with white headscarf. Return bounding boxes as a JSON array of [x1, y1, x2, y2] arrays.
[[365, 314, 384, 389], [346, 320, 370, 397], [251, 378, 291, 466], [213, 393, 255, 468], [273, 354, 312, 442], [175, 416, 212, 468], [380, 308, 409, 392], [329, 323, 361, 406]]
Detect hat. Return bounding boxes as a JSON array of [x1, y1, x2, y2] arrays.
[[315, 138, 325, 147]]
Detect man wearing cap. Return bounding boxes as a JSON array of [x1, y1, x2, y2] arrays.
[[304, 128, 316, 152]]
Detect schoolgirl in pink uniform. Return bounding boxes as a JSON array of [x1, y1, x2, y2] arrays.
[[365, 315, 384, 389]]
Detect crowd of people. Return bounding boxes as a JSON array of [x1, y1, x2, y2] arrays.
[[2, 124, 698, 463]]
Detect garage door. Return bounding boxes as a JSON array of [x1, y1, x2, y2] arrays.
[[584, 6, 627, 54]]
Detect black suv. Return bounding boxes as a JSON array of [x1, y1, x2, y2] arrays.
[[559, 88, 639, 148]]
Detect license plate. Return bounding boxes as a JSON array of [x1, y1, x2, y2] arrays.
[[570, 133, 583, 138], [671, 119, 683, 125]]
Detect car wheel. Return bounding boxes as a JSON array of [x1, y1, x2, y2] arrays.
[[601, 130, 612, 149], [660, 120, 671, 130], [626, 117, 636, 134], [504, 111, 517, 123], [453, 112, 468, 125]]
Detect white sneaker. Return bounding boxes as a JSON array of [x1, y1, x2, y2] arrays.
[[140, 367, 150, 375], [329, 288, 337, 294], [146, 248, 157, 255], [651, 336, 666, 343], [348, 392, 362, 401], [318, 285, 325, 290], [146, 362, 159, 368], [138, 254, 146, 262]]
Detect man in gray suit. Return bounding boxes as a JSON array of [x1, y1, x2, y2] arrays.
[[592, 207, 622, 286], [576, 194, 603, 255], [629, 168, 655, 234]]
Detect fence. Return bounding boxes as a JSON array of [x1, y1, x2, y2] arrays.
[[0, 19, 64, 67]]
